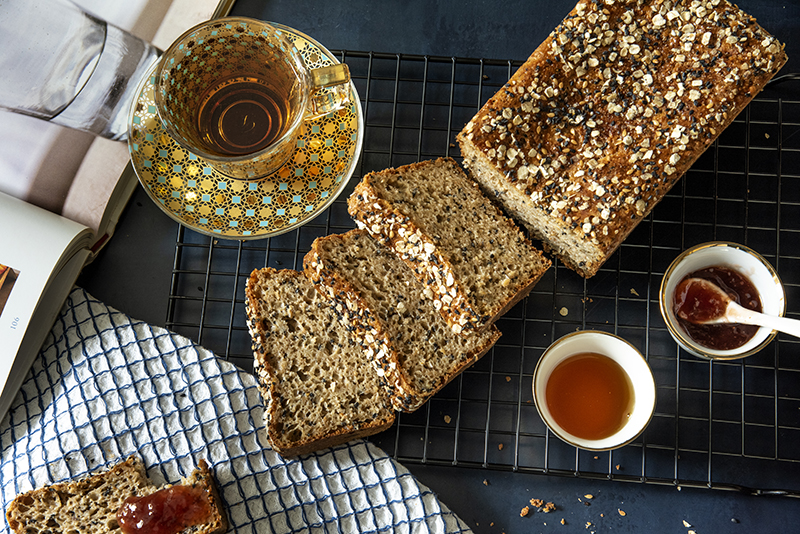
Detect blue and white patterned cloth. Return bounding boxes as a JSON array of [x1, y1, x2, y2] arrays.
[[0, 288, 471, 534]]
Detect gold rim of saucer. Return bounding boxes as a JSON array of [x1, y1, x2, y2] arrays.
[[127, 23, 363, 240]]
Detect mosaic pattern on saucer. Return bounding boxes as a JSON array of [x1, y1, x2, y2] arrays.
[[128, 26, 362, 239]]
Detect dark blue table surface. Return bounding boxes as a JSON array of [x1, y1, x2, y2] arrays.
[[81, 0, 800, 532]]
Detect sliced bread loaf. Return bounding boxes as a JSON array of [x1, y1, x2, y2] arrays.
[[6, 456, 227, 534], [347, 157, 550, 334], [304, 229, 501, 412], [245, 267, 395, 456], [457, 0, 786, 278]]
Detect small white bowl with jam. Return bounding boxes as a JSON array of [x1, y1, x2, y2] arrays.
[[532, 331, 656, 451], [659, 241, 786, 360]]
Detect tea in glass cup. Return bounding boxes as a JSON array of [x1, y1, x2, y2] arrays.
[[154, 17, 351, 180]]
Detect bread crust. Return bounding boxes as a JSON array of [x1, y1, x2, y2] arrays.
[[348, 157, 549, 333], [458, 0, 787, 277], [302, 245, 414, 412], [244, 267, 395, 456], [180, 459, 228, 534], [304, 229, 501, 412], [5, 456, 227, 534]]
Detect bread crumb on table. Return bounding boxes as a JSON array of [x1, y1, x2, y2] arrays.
[[618, 509, 627, 517], [559, 307, 569, 316], [443, 415, 451, 424], [520, 506, 530, 517], [528, 498, 556, 513]]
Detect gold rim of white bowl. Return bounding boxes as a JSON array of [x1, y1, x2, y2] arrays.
[[659, 241, 786, 361], [532, 330, 656, 451]]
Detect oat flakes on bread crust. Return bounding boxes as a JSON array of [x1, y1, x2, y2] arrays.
[[5, 456, 227, 534], [304, 229, 501, 412], [348, 157, 550, 334], [458, 0, 787, 277]]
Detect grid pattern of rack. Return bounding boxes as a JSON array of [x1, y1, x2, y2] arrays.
[[163, 51, 800, 495]]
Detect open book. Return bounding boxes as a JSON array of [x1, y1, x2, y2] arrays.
[[0, 0, 233, 420]]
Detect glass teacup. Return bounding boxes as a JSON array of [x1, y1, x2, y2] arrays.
[[154, 17, 351, 180]]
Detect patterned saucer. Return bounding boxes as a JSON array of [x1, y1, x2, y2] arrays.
[[127, 24, 363, 239]]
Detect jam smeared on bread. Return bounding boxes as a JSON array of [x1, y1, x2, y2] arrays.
[[118, 485, 212, 534], [458, 0, 787, 277], [5, 457, 227, 534]]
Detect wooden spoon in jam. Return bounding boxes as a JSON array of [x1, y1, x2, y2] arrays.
[[674, 277, 800, 340]]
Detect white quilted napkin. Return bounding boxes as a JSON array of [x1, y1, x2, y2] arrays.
[[0, 287, 471, 534]]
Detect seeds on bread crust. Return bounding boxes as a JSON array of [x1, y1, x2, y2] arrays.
[[304, 230, 501, 412], [348, 157, 550, 333], [458, 0, 787, 277], [244, 268, 395, 456]]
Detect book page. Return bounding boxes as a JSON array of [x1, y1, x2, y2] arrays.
[[0, 193, 93, 417]]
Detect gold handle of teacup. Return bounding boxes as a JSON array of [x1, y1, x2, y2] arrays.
[[307, 63, 351, 119]]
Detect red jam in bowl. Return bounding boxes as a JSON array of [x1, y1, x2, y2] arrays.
[[117, 485, 211, 534], [673, 266, 762, 351]]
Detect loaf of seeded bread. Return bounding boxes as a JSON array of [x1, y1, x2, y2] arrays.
[[348, 157, 551, 335], [6, 456, 226, 534], [304, 229, 501, 412], [245, 267, 395, 456], [458, 0, 786, 278]]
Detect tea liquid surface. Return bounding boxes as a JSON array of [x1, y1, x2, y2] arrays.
[[198, 76, 292, 155], [545, 352, 634, 441]]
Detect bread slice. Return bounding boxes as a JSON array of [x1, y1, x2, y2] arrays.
[[347, 157, 551, 334], [5, 456, 226, 534], [304, 229, 502, 412], [457, 0, 787, 278], [245, 267, 395, 456]]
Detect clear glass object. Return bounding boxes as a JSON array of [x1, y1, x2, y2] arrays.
[[0, 0, 160, 140], [153, 17, 352, 180]]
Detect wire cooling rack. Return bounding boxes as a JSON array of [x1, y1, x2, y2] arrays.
[[163, 51, 800, 496]]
